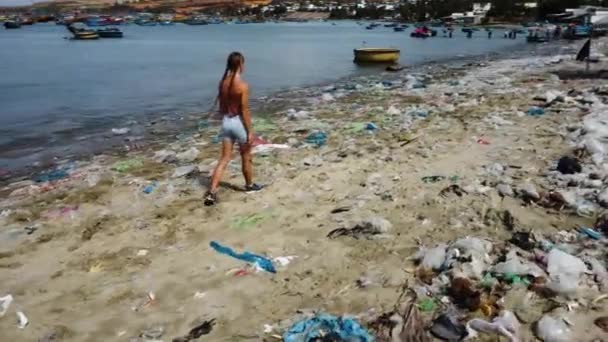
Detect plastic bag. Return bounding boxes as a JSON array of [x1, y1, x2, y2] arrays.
[[536, 315, 571, 342], [466, 310, 520, 342]]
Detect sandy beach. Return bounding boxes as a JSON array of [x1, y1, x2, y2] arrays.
[[1, 38, 608, 341]]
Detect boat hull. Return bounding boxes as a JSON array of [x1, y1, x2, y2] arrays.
[[354, 48, 400, 64], [4, 21, 21, 29]]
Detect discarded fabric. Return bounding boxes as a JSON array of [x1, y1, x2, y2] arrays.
[[283, 313, 372, 342], [209, 241, 276, 273]]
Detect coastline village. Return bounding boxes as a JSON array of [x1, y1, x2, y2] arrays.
[[1, 0, 608, 30]]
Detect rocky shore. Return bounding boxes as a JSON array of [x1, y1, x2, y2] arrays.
[[1, 38, 608, 341]]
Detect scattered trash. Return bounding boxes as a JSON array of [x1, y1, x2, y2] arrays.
[[509, 231, 534, 251], [112, 159, 143, 173], [34, 166, 70, 183], [466, 311, 520, 342], [140, 326, 164, 340], [287, 109, 310, 121], [136, 249, 149, 257], [0, 294, 13, 317], [172, 319, 215, 342], [422, 175, 446, 183], [477, 137, 491, 145], [142, 181, 158, 194], [284, 313, 373, 342], [594, 316, 608, 333], [417, 297, 436, 312], [439, 184, 467, 198], [273, 256, 297, 267], [386, 64, 405, 72], [330, 206, 351, 214], [413, 244, 447, 271], [546, 248, 586, 295], [252, 143, 289, 154], [132, 292, 156, 312], [535, 314, 571, 342], [527, 106, 545, 116], [193, 292, 206, 299], [556, 156, 581, 174], [449, 277, 481, 311], [154, 149, 177, 163], [369, 291, 430, 341], [177, 147, 200, 163], [16, 311, 28, 329], [111, 127, 130, 135], [579, 227, 601, 240], [197, 119, 209, 131], [365, 122, 378, 131], [305, 131, 327, 147], [430, 314, 467, 341], [209, 241, 276, 273], [327, 217, 392, 240], [172, 165, 198, 178]]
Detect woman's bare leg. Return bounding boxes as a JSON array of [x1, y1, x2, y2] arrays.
[[209, 139, 234, 193], [240, 143, 253, 187]]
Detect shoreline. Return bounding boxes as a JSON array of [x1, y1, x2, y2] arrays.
[[0, 34, 532, 183]]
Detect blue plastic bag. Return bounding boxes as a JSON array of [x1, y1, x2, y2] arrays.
[[527, 106, 545, 116], [305, 132, 327, 147], [284, 313, 373, 342], [209, 241, 276, 273]]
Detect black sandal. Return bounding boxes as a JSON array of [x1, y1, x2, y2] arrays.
[[204, 191, 217, 206]]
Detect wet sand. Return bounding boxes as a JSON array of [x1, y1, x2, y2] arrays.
[[1, 38, 607, 341]]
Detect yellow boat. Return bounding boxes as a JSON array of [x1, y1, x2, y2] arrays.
[[354, 48, 400, 64]]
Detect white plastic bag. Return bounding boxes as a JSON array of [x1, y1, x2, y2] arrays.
[[536, 315, 571, 342]]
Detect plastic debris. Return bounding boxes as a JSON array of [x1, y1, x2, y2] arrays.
[[176, 147, 200, 163], [417, 297, 436, 312], [252, 143, 289, 154], [556, 156, 581, 174], [273, 256, 297, 267], [466, 311, 520, 342], [595, 316, 608, 333], [305, 131, 327, 147], [527, 106, 545, 116], [34, 166, 70, 183], [579, 227, 601, 240], [422, 175, 446, 183], [17, 311, 29, 329], [535, 314, 571, 342], [172, 165, 198, 178], [111, 127, 130, 135], [287, 109, 310, 120], [172, 319, 215, 342], [142, 181, 158, 194], [365, 122, 378, 131], [0, 294, 13, 317], [209, 241, 276, 273], [431, 314, 467, 341], [193, 291, 206, 299], [414, 244, 447, 270], [112, 159, 143, 173], [284, 313, 372, 342], [546, 248, 586, 295], [327, 217, 392, 240], [369, 293, 430, 341]]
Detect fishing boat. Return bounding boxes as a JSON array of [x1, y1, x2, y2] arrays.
[[184, 18, 208, 25], [4, 21, 21, 29], [135, 20, 157, 26], [159, 20, 174, 26], [410, 26, 436, 38], [96, 27, 123, 38], [354, 48, 400, 64], [68, 24, 99, 40]]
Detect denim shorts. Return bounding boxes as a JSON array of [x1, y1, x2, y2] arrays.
[[219, 115, 247, 144]]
